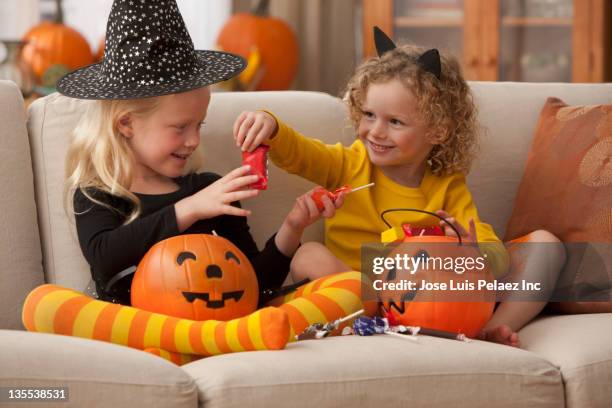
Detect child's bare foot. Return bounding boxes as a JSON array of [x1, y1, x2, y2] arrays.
[[478, 325, 520, 347]]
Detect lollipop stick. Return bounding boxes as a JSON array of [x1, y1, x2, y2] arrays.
[[324, 309, 365, 331], [340, 309, 365, 323], [384, 330, 419, 342], [346, 182, 375, 194]]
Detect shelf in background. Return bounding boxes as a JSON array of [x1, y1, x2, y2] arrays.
[[502, 17, 573, 27], [395, 16, 463, 28]]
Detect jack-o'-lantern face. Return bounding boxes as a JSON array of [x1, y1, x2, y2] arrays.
[[131, 234, 258, 321], [380, 235, 494, 337]]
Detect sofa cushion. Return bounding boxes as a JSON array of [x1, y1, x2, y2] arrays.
[[0, 81, 44, 330], [182, 334, 563, 408], [467, 82, 612, 238], [503, 97, 612, 310], [27, 94, 92, 292], [0, 330, 197, 407], [520, 314, 612, 408], [505, 98, 612, 243]]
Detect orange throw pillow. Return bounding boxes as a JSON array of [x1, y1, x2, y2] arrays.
[[504, 97, 612, 313]]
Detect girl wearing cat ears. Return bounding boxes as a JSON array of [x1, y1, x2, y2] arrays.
[[234, 27, 567, 347]]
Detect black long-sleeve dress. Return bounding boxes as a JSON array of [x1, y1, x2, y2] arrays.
[[74, 172, 291, 305]]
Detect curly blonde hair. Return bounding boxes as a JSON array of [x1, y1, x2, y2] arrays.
[[345, 45, 479, 176], [64, 97, 204, 223]]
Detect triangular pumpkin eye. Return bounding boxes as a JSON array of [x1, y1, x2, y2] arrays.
[[386, 266, 397, 282], [225, 251, 240, 264], [177, 251, 196, 265], [415, 249, 429, 259]]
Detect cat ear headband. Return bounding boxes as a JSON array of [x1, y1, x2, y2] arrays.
[[373, 26, 441, 80]]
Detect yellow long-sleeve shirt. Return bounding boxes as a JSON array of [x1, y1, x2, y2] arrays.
[[267, 115, 509, 277]]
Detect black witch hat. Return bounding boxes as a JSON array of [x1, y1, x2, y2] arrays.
[[57, 0, 245, 100]]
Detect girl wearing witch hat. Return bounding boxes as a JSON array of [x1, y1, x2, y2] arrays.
[[57, 0, 346, 306], [21, 0, 369, 362], [58, 0, 284, 306]]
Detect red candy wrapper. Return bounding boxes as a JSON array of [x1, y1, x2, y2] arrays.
[[402, 224, 444, 237], [242, 145, 270, 190], [311, 185, 351, 211]]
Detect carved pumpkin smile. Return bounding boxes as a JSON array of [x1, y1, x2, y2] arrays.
[[380, 235, 495, 337], [182, 290, 244, 308], [132, 234, 259, 321]]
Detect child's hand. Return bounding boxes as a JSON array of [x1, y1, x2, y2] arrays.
[[189, 165, 260, 219], [435, 210, 478, 243], [285, 188, 345, 231], [233, 110, 277, 152]]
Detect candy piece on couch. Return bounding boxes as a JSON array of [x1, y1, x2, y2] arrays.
[[268, 271, 374, 340], [22, 284, 290, 362], [504, 98, 612, 313]]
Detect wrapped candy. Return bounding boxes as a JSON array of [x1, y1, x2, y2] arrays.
[[402, 224, 444, 237], [296, 309, 364, 341], [310, 185, 349, 211], [310, 182, 374, 211], [380, 306, 468, 341], [352, 316, 417, 342], [353, 316, 388, 336], [242, 145, 270, 190]]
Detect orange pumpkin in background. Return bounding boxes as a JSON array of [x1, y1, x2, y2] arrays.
[[95, 37, 106, 62], [21, 0, 93, 86], [380, 235, 495, 338], [217, 0, 299, 90], [131, 234, 259, 321]]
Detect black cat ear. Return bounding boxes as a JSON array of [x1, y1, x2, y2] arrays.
[[373, 26, 396, 57], [418, 48, 442, 80]]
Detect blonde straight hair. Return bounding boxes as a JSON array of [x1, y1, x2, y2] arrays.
[[64, 97, 204, 224]]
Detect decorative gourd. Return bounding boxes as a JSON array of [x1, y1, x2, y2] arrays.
[[217, 0, 299, 90], [381, 235, 495, 337], [131, 234, 259, 321], [21, 0, 93, 84]]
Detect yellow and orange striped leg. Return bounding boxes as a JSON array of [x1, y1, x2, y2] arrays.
[[268, 271, 374, 341], [143, 348, 202, 365], [22, 284, 289, 360]]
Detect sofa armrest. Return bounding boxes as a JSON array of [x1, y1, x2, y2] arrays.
[[0, 80, 44, 330], [0, 330, 197, 407]]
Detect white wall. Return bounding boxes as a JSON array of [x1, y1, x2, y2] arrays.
[[62, 0, 112, 53], [62, 0, 230, 53], [176, 0, 231, 49], [0, 0, 39, 39], [0, 0, 230, 53]]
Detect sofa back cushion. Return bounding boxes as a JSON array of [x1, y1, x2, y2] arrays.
[[27, 84, 612, 292], [0, 81, 45, 329], [505, 97, 612, 242], [467, 82, 612, 238], [504, 97, 612, 308]]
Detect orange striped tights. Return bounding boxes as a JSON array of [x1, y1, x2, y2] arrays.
[[22, 271, 364, 365]]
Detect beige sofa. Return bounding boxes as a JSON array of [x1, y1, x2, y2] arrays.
[[1, 79, 611, 408]]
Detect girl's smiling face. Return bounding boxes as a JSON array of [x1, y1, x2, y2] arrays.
[[119, 86, 210, 182], [358, 79, 435, 182]]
